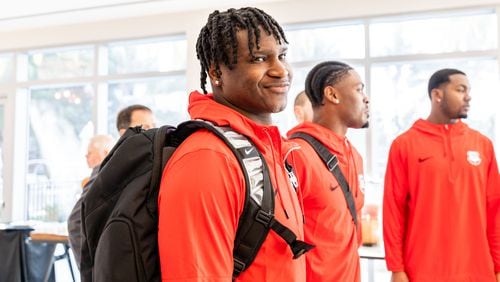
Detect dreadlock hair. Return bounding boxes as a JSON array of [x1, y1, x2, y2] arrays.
[[427, 68, 466, 99], [196, 7, 288, 93], [305, 61, 353, 108]]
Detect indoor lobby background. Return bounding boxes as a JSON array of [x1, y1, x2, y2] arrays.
[[0, 0, 499, 281]]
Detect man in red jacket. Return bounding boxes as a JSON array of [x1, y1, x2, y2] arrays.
[[157, 7, 308, 282], [383, 68, 500, 282], [287, 61, 369, 281]]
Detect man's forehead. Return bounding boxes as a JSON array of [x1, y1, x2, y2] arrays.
[[449, 74, 470, 87], [235, 27, 284, 50]]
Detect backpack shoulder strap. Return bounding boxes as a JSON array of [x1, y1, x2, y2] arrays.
[[173, 120, 313, 279], [290, 132, 358, 226], [147, 125, 177, 216]]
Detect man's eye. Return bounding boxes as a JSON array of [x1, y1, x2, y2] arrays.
[[253, 57, 265, 62], [279, 53, 287, 60]]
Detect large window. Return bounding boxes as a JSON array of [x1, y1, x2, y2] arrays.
[[1, 8, 498, 231], [1, 35, 187, 222]]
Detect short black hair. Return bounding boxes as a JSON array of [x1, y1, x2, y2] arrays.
[[196, 7, 288, 93], [428, 68, 466, 98], [116, 104, 152, 131], [305, 61, 353, 107]]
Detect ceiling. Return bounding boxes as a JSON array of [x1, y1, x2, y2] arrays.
[[0, 0, 285, 31]]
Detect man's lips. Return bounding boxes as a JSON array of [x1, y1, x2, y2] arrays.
[[264, 82, 290, 93]]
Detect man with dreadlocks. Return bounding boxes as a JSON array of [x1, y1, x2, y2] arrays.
[[287, 61, 370, 282], [157, 7, 309, 282]]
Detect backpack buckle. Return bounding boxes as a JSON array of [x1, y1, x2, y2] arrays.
[[255, 210, 273, 227]]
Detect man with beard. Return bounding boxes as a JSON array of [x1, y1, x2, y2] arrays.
[[383, 68, 500, 282]]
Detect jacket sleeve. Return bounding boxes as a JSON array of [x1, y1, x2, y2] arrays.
[[158, 148, 244, 282], [383, 140, 409, 272], [486, 142, 500, 272]]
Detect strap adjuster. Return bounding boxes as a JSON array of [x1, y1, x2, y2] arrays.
[[326, 155, 338, 171], [291, 240, 315, 259], [233, 258, 246, 277], [255, 210, 273, 227]]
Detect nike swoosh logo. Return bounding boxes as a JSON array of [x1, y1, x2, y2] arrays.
[[244, 147, 254, 155], [330, 185, 339, 191], [418, 156, 432, 162]]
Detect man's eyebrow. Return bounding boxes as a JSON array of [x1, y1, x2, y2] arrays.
[[252, 44, 288, 54]]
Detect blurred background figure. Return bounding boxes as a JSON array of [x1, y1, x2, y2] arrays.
[[81, 135, 114, 187], [68, 134, 114, 269], [116, 104, 156, 136], [68, 103, 156, 269], [293, 90, 314, 123]]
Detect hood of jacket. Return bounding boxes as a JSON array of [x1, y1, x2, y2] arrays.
[[188, 90, 297, 157], [287, 122, 353, 163], [411, 119, 468, 159], [412, 118, 468, 136]]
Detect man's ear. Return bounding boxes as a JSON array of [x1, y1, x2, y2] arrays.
[[431, 88, 443, 103], [208, 65, 219, 84], [323, 85, 340, 104], [294, 105, 303, 122]]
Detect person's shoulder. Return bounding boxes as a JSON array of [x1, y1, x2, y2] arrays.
[[288, 137, 319, 158], [177, 128, 237, 153], [166, 127, 246, 170], [391, 127, 415, 144]]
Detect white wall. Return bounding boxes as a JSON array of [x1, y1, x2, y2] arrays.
[[2, 0, 499, 91]]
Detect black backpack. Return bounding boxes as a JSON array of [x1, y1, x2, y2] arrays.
[[80, 120, 313, 282]]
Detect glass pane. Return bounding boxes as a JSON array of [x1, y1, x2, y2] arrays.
[[28, 47, 94, 80], [286, 23, 365, 62], [0, 105, 4, 211], [27, 85, 94, 221], [108, 37, 187, 75], [370, 12, 497, 56], [370, 59, 499, 181], [108, 76, 189, 137], [0, 54, 14, 83]]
